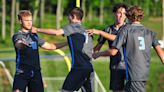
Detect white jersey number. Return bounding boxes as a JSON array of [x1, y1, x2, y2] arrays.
[[138, 37, 145, 50]]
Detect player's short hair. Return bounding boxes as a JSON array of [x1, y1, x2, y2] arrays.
[[112, 3, 128, 13], [69, 7, 83, 20], [126, 6, 144, 22], [18, 10, 32, 20]]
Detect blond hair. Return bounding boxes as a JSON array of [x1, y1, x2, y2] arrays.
[[18, 10, 32, 20]]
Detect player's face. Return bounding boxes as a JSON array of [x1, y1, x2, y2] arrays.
[[114, 7, 126, 24], [21, 16, 33, 30]]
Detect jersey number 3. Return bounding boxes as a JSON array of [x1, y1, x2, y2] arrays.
[[138, 37, 145, 50]]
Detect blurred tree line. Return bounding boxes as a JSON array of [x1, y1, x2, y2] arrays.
[[0, 0, 162, 40]]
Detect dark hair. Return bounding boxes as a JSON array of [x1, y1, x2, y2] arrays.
[[126, 6, 144, 22], [18, 10, 32, 20], [70, 7, 83, 20], [112, 3, 128, 13]]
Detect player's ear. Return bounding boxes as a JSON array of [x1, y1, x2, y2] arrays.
[[18, 15, 22, 24], [19, 20, 22, 25], [69, 14, 75, 19], [72, 14, 76, 19]]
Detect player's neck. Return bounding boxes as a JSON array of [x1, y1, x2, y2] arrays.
[[71, 20, 81, 24], [70, 18, 81, 24], [132, 21, 140, 24], [21, 28, 30, 33], [114, 22, 125, 30]]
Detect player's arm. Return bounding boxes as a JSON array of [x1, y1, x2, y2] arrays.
[[15, 39, 29, 49], [41, 42, 67, 50], [87, 29, 116, 41], [154, 45, 164, 64], [32, 27, 64, 36], [93, 48, 118, 59], [94, 44, 103, 52], [94, 31, 107, 52]]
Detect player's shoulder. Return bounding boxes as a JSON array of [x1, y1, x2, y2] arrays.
[[123, 23, 131, 28], [65, 23, 80, 29], [14, 31, 22, 35], [123, 23, 139, 32], [118, 24, 130, 32], [12, 31, 22, 38], [103, 24, 113, 32], [145, 27, 155, 36], [63, 24, 74, 32], [139, 25, 154, 34]]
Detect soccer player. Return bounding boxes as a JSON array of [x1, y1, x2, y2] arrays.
[[91, 6, 164, 92], [88, 3, 128, 92], [12, 10, 67, 92], [32, 7, 94, 92]]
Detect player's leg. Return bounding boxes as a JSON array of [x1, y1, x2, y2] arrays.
[[28, 70, 44, 92], [124, 81, 146, 92], [81, 71, 94, 92], [13, 69, 28, 92], [110, 69, 126, 92], [62, 68, 84, 91], [62, 68, 93, 92]]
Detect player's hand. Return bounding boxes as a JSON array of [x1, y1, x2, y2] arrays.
[[31, 26, 38, 33], [92, 52, 101, 59], [87, 29, 100, 36], [15, 39, 29, 49], [87, 29, 94, 36]]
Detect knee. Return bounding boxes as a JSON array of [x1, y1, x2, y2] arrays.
[[13, 89, 23, 92]]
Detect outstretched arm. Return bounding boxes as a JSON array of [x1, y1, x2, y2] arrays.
[[41, 42, 67, 50], [32, 27, 64, 36], [87, 29, 116, 41], [154, 45, 164, 64], [94, 44, 103, 52], [93, 48, 118, 59]]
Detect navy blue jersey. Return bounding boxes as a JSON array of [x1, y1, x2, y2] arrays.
[[98, 24, 126, 69], [12, 31, 45, 70], [63, 23, 93, 69], [112, 24, 160, 81]]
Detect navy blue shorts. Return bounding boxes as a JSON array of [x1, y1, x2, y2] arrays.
[[110, 69, 126, 90], [62, 68, 94, 92], [13, 68, 44, 92]]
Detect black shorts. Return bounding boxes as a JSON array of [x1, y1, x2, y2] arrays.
[[110, 69, 126, 90], [124, 81, 146, 92], [62, 68, 94, 92], [13, 68, 44, 92]]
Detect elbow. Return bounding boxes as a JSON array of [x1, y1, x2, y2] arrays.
[[46, 44, 57, 50], [55, 33, 61, 36], [52, 45, 57, 50], [162, 58, 164, 65], [109, 49, 118, 56], [110, 52, 117, 56]]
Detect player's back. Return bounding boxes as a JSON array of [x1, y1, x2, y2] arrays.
[[124, 23, 159, 81], [68, 32, 93, 68], [64, 23, 93, 69]]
